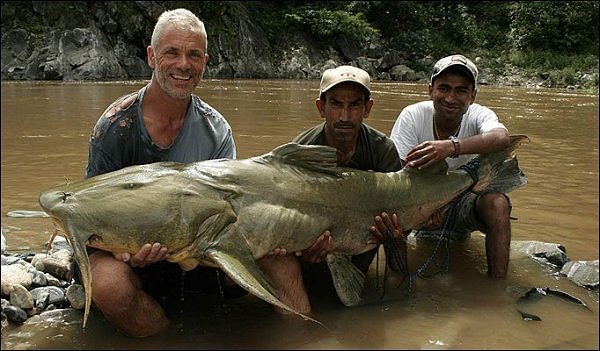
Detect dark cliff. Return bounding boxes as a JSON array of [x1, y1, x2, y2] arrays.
[[1, 1, 598, 90]]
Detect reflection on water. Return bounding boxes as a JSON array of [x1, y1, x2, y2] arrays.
[[1, 80, 598, 349]]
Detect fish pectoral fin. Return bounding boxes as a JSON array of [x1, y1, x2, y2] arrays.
[[206, 244, 321, 325], [326, 254, 365, 307]]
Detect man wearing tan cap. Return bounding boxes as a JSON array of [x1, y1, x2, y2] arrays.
[[258, 66, 407, 315], [389, 54, 513, 278], [295, 64, 405, 262], [292, 65, 406, 266]]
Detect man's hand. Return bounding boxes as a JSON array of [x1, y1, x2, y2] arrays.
[[113, 242, 169, 268], [405, 140, 454, 170], [265, 230, 333, 263], [295, 230, 332, 263], [369, 212, 403, 244]]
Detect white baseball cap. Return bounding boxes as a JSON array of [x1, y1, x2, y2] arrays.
[[431, 54, 478, 88], [319, 65, 371, 97]]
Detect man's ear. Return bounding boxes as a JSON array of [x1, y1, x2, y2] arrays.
[[316, 98, 326, 118], [470, 88, 477, 103], [363, 99, 374, 119], [147, 46, 155, 70]]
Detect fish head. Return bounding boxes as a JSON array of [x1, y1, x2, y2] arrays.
[[39, 161, 233, 329], [39, 162, 191, 252]]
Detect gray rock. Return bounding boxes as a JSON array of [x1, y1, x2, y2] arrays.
[[66, 284, 85, 310], [560, 260, 599, 289], [31, 270, 48, 287], [34, 290, 50, 311], [21, 259, 38, 274], [1, 264, 33, 294], [51, 248, 73, 262], [1, 254, 21, 265], [31, 252, 71, 280], [4, 305, 28, 324], [378, 50, 406, 71], [31, 253, 48, 269], [389, 64, 418, 81], [510, 240, 569, 267], [9, 284, 34, 309], [29, 286, 67, 308], [43, 273, 61, 287], [47, 235, 72, 254]]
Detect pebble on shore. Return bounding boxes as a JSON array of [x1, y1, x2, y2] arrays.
[[1, 234, 85, 332]]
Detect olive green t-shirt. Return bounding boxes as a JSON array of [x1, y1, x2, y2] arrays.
[[292, 122, 402, 172]]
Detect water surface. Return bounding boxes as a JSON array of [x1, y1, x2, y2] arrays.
[[1, 80, 598, 349]]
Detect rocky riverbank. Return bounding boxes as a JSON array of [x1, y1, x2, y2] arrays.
[[2, 227, 597, 333], [1, 234, 85, 333]]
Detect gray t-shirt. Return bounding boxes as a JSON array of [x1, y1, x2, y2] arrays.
[[86, 85, 236, 177]]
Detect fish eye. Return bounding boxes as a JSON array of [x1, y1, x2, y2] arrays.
[[124, 182, 142, 189]]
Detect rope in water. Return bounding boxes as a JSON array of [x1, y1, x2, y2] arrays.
[[377, 196, 462, 300]]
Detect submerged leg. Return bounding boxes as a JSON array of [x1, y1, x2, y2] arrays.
[[257, 254, 311, 315], [89, 251, 170, 337], [478, 193, 511, 278]]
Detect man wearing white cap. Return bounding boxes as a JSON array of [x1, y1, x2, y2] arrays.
[[389, 54, 512, 278]]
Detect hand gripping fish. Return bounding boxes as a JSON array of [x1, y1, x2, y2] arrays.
[[39, 135, 529, 328]]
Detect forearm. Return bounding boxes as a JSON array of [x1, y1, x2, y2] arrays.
[[456, 129, 509, 156]]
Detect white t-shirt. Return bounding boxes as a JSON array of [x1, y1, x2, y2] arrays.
[[390, 101, 507, 170]]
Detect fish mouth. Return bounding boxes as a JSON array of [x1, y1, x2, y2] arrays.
[[39, 190, 73, 213]]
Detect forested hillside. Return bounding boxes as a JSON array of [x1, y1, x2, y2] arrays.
[[1, 1, 598, 90]]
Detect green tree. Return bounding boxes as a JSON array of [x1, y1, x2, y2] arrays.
[[509, 1, 599, 54]]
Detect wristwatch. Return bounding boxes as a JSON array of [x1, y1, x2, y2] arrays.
[[449, 136, 460, 158]]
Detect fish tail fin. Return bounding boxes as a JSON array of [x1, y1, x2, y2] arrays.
[[467, 135, 529, 194], [326, 254, 365, 306]]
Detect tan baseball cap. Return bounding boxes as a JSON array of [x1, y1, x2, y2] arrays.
[[319, 65, 371, 96], [431, 54, 478, 88]]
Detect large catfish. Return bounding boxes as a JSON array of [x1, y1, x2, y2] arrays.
[[39, 135, 528, 328]]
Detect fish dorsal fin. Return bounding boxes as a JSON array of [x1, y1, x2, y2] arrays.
[[256, 142, 342, 176]]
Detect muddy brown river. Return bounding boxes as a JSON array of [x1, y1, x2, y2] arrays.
[[1, 80, 598, 349]]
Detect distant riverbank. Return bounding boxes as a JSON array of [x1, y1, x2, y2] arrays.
[[1, 2, 597, 92]]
